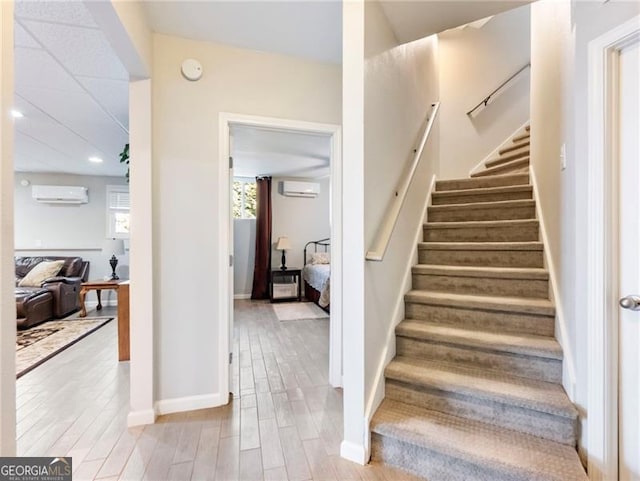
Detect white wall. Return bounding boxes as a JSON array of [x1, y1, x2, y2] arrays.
[[363, 0, 440, 457], [152, 33, 341, 406], [530, 0, 640, 463], [13, 172, 129, 283], [233, 219, 255, 297], [0, 0, 15, 456], [341, 0, 367, 464], [438, 5, 530, 179], [272, 176, 330, 269]]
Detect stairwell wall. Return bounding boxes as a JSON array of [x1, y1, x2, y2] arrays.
[[438, 5, 531, 179], [530, 0, 640, 462], [362, 0, 440, 457]]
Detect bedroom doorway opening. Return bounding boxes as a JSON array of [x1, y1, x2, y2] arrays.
[[218, 113, 342, 401]]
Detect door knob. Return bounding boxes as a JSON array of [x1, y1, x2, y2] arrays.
[[619, 295, 640, 310]]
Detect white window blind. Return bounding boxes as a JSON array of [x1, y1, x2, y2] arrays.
[[108, 191, 130, 210], [106, 185, 130, 238]]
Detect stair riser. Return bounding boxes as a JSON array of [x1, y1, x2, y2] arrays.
[[436, 174, 529, 192], [472, 159, 530, 177], [513, 133, 530, 143], [396, 337, 562, 383], [486, 150, 530, 169], [428, 205, 536, 222], [385, 381, 577, 445], [404, 302, 554, 336], [432, 190, 533, 205], [424, 224, 539, 242], [418, 249, 544, 268], [371, 434, 533, 481], [411, 274, 549, 299]]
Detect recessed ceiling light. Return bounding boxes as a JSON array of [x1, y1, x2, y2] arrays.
[[89, 156, 103, 163], [11, 110, 24, 118]]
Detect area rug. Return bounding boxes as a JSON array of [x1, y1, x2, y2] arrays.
[[272, 302, 329, 321], [16, 317, 113, 378]]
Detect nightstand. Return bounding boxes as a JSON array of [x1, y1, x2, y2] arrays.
[[270, 268, 302, 302]]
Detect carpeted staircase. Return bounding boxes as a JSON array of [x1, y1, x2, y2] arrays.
[[370, 128, 589, 480]]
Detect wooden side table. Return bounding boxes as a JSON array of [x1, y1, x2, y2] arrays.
[[79, 280, 130, 361], [270, 268, 302, 302]]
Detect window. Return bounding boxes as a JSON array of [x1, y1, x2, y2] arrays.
[[107, 185, 130, 238], [233, 178, 257, 219]]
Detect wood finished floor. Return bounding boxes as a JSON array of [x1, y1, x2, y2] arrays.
[[16, 301, 422, 481]]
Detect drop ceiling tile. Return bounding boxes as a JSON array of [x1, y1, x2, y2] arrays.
[[14, 22, 41, 49], [76, 76, 129, 130], [15, 46, 83, 93], [21, 20, 128, 80], [17, 85, 128, 168], [15, 131, 121, 177], [14, 131, 73, 172], [14, 111, 107, 166], [14, 0, 98, 28]]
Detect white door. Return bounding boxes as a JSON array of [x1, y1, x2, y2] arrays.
[[617, 38, 640, 481]]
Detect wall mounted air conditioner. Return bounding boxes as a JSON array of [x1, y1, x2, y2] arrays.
[[32, 185, 89, 204], [282, 181, 320, 198]]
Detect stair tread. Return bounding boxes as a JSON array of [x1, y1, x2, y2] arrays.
[[473, 157, 530, 177], [428, 199, 535, 211], [386, 357, 577, 418], [433, 184, 533, 198], [412, 264, 549, 279], [418, 241, 544, 251], [435, 173, 529, 191], [499, 140, 530, 155], [487, 149, 530, 167], [371, 399, 587, 481], [397, 320, 562, 360], [425, 218, 538, 229], [405, 290, 555, 315]]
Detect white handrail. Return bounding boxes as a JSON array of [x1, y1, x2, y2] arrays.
[[366, 102, 440, 262]]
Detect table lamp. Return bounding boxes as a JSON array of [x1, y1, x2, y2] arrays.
[[103, 238, 125, 280], [275, 236, 292, 271]]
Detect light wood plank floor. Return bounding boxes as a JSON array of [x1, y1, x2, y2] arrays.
[[16, 301, 422, 481]]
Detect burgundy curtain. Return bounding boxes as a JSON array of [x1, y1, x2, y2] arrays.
[[251, 176, 272, 299]]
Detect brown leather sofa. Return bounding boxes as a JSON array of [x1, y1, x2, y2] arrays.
[[15, 256, 90, 329]]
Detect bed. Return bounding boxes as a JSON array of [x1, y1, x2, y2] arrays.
[[303, 238, 330, 312]]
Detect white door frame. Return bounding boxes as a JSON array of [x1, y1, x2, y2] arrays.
[[218, 112, 343, 398], [586, 15, 640, 481]]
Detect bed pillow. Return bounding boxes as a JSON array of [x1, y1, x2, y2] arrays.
[[18, 260, 65, 287], [310, 252, 330, 265]]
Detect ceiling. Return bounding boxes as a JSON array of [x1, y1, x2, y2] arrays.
[[143, 1, 342, 64], [11, 0, 530, 178], [13, 0, 129, 177], [231, 126, 331, 179], [380, 1, 533, 44]]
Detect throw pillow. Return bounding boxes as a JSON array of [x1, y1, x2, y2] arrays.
[[310, 252, 330, 265], [18, 260, 65, 287]]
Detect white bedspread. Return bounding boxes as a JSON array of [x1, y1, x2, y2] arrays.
[[303, 264, 330, 307]]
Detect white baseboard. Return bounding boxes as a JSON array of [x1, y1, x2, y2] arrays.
[[127, 408, 156, 427], [233, 293, 251, 300], [340, 440, 368, 465], [154, 392, 228, 416]]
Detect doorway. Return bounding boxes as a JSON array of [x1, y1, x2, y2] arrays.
[[218, 113, 343, 400], [587, 15, 640, 481]]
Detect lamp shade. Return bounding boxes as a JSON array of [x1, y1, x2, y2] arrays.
[[102, 238, 125, 256], [275, 236, 292, 251]]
